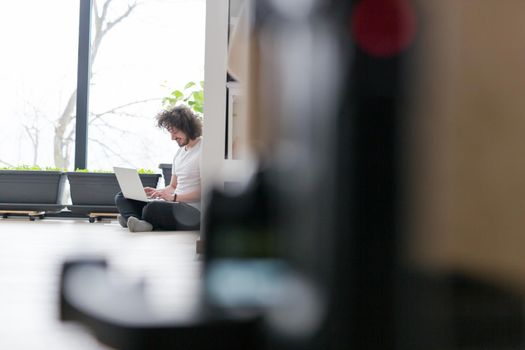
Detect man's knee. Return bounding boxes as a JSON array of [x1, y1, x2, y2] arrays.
[[142, 201, 163, 220], [173, 204, 200, 229], [114, 191, 125, 205]]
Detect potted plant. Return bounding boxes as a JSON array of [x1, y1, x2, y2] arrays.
[[0, 165, 67, 212], [67, 169, 161, 214]]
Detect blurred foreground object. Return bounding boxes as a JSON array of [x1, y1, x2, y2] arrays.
[[59, 0, 525, 349]]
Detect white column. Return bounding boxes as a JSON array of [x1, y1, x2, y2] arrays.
[[201, 0, 229, 218]]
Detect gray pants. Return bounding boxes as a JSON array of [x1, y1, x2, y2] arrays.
[[115, 192, 200, 230]]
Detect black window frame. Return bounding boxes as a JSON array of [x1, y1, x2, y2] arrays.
[[74, 0, 92, 170]]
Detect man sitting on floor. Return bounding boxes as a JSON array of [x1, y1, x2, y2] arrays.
[[115, 105, 202, 232]]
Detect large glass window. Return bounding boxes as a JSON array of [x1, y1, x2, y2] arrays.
[[87, 0, 206, 171], [0, 1, 79, 169]]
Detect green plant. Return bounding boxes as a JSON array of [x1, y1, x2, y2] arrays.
[[137, 168, 155, 174], [163, 81, 204, 116], [74, 168, 156, 174], [0, 165, 65, 171]]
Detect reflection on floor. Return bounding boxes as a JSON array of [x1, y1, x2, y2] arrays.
[[0, 217, 201, 349]]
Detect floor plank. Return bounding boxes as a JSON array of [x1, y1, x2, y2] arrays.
[[0, 217, 202, 349]]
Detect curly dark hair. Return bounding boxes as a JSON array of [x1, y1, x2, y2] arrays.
[[155, 105, 202, 140]]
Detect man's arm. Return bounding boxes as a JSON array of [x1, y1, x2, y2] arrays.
[[167, 175, 178, 191], [154, 184, 200, 202], [145, 175, 177, 197], [174, 187, 201, 203]]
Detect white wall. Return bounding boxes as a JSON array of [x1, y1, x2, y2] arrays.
[[201, 0, 229, 217]]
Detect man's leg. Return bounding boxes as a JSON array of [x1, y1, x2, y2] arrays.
[[172, 203, 201, 230], [114, 192, 146, 220], [142, 201, 200, 230]]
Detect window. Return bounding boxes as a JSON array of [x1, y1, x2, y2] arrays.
[[0, 0, 206, 171], [87, 0, 206, 171], [0, 1, 79, 168]]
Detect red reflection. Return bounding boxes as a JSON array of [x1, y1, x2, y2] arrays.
[[351, 0, 417, 58]]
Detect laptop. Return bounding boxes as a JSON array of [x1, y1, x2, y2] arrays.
[[114, 167, 162, 202]]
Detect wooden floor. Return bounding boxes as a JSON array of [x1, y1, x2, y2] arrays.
[[0, 216, 202, 349]]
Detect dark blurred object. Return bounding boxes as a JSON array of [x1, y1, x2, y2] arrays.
[[203, 170, 274, 263], [451, 276, 524, 350], [60, 258, 263, 350]]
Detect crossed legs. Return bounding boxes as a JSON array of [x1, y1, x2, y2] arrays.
[[115, 192, 200, 231]]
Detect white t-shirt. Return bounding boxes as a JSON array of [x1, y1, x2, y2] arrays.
[[172, 137, 202, 210]]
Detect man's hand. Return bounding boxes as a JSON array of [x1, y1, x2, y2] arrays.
[[156, 190, 176, 201], [144, 187, 175, 201], [144, 187, 156, 196]]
